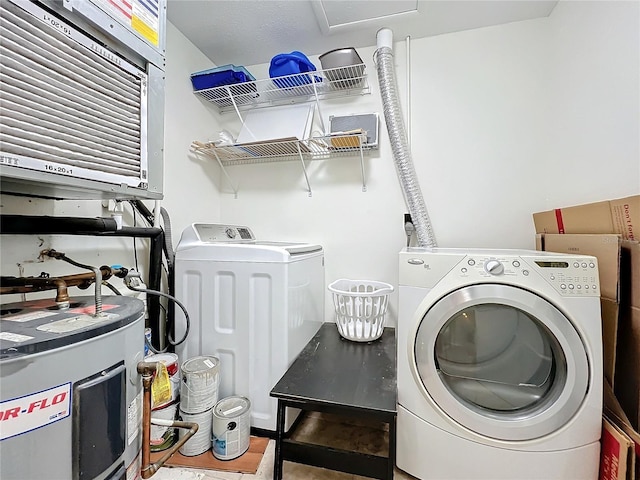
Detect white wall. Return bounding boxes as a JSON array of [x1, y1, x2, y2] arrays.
[[215, 0, 640, 325], [545, 1, 639, 205], [161, 23, 224, 243]]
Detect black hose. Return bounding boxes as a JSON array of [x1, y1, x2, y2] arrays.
[[1, 215, 118, 234], [160, 207, 175, 268], [127, 202, 178, 351], [129, 200, 155, 226]]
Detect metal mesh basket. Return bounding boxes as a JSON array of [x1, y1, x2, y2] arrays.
[[328, 279, 394, 342]]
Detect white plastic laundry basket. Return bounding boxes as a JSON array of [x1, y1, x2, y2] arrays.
[[328, 279, 394, 342]]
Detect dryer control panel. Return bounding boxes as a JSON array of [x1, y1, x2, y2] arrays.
[[458, 255, 600, 298], [523, 256, 600, 297], [399, 248, 600, 297]]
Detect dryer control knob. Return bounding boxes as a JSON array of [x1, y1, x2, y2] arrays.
[[225, 227, 236, 239], [484, 259, 504, 275]]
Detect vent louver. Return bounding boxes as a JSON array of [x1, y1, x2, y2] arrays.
[[0, 0, 148, 191]]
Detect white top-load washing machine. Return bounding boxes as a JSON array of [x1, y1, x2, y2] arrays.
[[174, 224, 324, 433], [397, 248, 603, 480]]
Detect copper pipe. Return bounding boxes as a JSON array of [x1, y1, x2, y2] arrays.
[[40, 250, 111, 316], [137, 361, 199, 479], [0, 277, 70, 306], [0, 266, 114, 307], [52, 266, 114, 288]]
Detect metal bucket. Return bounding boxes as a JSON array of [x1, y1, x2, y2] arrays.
[[178, 408, 213, 457], [212, 396, 251, 460], [180, 356, 220, 414]]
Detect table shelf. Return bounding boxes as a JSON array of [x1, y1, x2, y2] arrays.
[[270, 323, 397, 480]]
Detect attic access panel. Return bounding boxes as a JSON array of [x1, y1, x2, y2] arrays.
[[312, 0, 419, 34]]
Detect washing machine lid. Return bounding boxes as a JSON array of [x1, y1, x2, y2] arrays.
[[410, 283, 590, 441], [175, 223, 322, 262]]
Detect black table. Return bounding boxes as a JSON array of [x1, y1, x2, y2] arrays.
[[270, 323, 397, 480]]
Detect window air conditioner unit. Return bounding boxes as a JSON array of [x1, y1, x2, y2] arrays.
[[0, 0, 165, 200]]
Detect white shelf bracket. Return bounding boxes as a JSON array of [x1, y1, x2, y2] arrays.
[[296, 142, 312, 196], [226, 85, 244, 124], [358, 141, 367, 192], [311, 76, 326, 134], [209, 149, 238, 198]]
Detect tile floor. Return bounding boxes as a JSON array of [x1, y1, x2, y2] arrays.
[[155, 412, 418, 480]]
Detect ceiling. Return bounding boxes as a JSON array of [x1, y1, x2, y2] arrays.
[[167, 0, 558, 67]]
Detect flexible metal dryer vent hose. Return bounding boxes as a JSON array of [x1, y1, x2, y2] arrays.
[[375, 28, 437, 248]]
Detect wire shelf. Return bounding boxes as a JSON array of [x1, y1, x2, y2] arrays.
[[193, 64, 370, 113], [191, 132, 372, 196], [192, 132, 371, 166]]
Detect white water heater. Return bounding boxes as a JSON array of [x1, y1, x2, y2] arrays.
[[0, 296, 145, 480]]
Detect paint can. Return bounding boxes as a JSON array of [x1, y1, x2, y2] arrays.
[[180, 355, 220, 414], [212, 396, 251, 460], [178, 407, 213, 457], [149, 400, 179, 452], [146, 353, 180, 409]]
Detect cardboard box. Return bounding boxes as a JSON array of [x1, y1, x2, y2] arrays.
[[621, 240, 640, 309], [533, 195, 640, 241], [615, 306, 640, 432], [604, 381, 640, 480], [602, 298, 622, 386], [615, 240, 640, 437], [537, 233, 622, 384]]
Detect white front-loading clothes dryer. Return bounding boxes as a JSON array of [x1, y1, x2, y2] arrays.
[[397, 248, 603, 480]]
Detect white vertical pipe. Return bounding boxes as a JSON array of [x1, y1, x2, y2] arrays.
[[406, 36, 411, 146]]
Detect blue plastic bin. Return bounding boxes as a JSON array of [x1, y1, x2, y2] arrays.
[[190, 65, 255, 91], [269, 52, 321, 88]]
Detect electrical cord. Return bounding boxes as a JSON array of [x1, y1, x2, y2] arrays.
[[125, 280, 190, 347], [102, 281, 122, 295]]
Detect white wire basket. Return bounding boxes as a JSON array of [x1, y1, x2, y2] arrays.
[[328, 279, 394, 342]]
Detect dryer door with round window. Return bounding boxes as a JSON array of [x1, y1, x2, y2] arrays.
[[412, 284, 589, 441]]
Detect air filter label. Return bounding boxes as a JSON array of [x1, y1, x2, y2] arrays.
[[0, 383, 71, 441]]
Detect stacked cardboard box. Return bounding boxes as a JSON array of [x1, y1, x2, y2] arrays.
[[533, 195, 640, 480], [533, 195, 639, 241]]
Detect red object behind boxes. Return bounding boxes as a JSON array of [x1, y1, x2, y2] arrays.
[[601, 417, 633, 480], [604, 381, 640, 480]]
